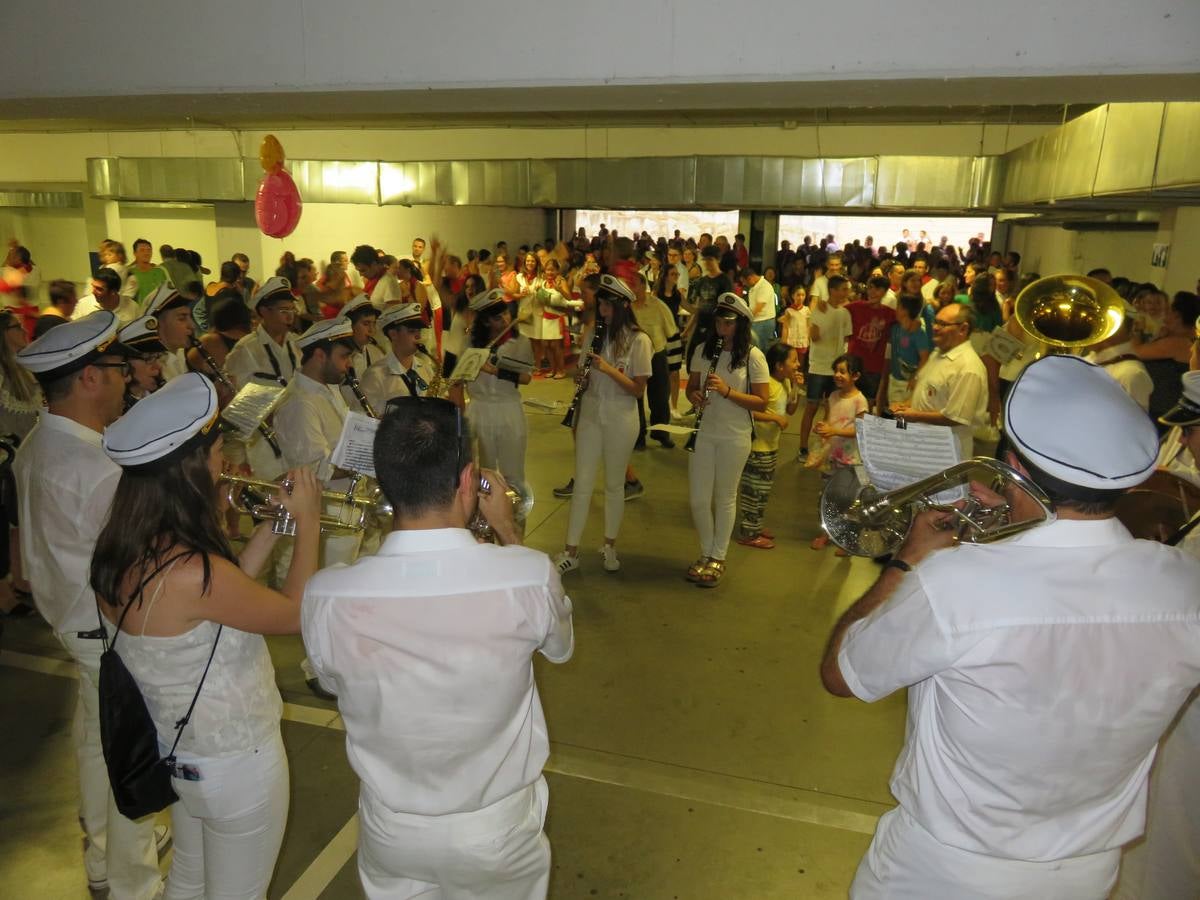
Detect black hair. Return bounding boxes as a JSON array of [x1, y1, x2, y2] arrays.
[[1011, 450, 1123, 514], [132, 238, 152, 252], [470, 304, 506, 348], [346, 304, 379, 327], [702, 315, 752, 369], [827, 274, 849, 292], [764, 341, 793, 375], [219, 261, 241, 283], [700, 245, 721, 261], [831, 352, 864, 378], [300, 337, 356, 365], [897, 293, 924, 320], [48, 279, 76, 305], [350, 245, 380, 268], [1087, 267, 1112, 279], [868, 275, 890, 292], [477, 249, 492, 263], [1172, 291, 1200, 328], [90, 441, 235, 610], [374, 397, 473, 518], [161, 245, 175, 260], [211, 295, 252, 332], [970, 282, 1002, 323], [93, 267, 122, 292]]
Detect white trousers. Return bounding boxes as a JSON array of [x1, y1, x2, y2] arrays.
[[164, 732, 290, 900], [467, 399, 528, 489], [851, 807, 1120, 900], [566, 399, 639, 547], [1112, 694, 1200, 900], [358, 777, 551, 900], [272, 526, 363, 588], [58, 632, 163, 900], [688, 433, 752, 560]]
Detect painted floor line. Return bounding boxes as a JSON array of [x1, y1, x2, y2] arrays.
[[1, 647, 886, 837], [280, 813, 359, 900]]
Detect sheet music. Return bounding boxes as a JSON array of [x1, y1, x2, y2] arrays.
[[221, 382, 287, 440], [449, 348, 489, 383], [855, 414, 965, 502], [331, 412, 381, 478]]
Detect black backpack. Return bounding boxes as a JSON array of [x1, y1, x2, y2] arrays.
[[97, 553, 221, 820]]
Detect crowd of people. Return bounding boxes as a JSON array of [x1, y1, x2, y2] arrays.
[[0, 222, 1198, 900]]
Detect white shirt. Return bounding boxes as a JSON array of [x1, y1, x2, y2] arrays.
[[883, 288, 900, 310], [360, 350, 437, 414], [581, 329, 652, 407], [467, 335, 534, 404], [369, 272, 404, 308], [225, 325, 299, 390], [674, 261, 690, 295], [273, 373, 349, 485], [342, 341, 385, 413], [809, 274, 829, 303], [910, 340, 987, 458], [807, 301, 852, 376], [748, 278, 776, 322], [632, 296, 677, 354], [160, 347, 188, 383], [689, 343, 770, 441], [839, 517, 1200, 861], [73, 293, 140, 327], [301, 527, 573, 815], [1085, 343, 1153, 412], [14, 413, 121, 634]]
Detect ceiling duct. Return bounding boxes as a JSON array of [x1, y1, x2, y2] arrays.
[[0, 189, 82, 209]]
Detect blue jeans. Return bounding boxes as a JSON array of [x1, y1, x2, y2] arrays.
[[752, 319, 776, 350]]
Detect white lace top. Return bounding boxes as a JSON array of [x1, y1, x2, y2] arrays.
[[113, 563, 283, 759]]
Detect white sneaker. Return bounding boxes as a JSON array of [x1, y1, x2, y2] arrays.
[[554, 551, 580, 575], [600, 545, 621, 572]]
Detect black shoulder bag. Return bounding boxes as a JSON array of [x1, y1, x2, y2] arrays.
[[97, 553, 223, 820]]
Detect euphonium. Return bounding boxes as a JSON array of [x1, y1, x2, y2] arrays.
[[818, 458, 1056, 558], [1011, 274, 1126, 351]]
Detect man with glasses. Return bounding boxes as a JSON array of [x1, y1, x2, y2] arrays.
[[301, 396, 573, 899], [13, 312, 169, 899], [890, 302, 987, 458]]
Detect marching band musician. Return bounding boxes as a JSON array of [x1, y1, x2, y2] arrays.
[[553, 275, 651, 576], [336, 293, 383, 413], [449, 289, 534, 492], [134, 282, 195, 382], [821, 355, 1200, 900], [12, 312, 168, 900], [116, 314, 168, 410], [359, 303, 436, 413]]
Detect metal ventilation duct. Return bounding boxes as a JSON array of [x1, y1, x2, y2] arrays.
[[0, 189, 82, 209]]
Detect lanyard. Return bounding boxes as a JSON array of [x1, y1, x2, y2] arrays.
[[261, 337, 296, 386]]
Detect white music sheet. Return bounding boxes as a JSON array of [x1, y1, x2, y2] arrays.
[[331, 412, 381, 478], [855, 414, 965, 502], [221, 382, 287, 440], [449, 348, 489, 383]]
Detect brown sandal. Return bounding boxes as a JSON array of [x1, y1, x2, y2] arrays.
[[695, 559, 725, 588], [685, 557, 710, 582]]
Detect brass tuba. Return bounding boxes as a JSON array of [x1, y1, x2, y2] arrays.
[[1011, 274, 1126, 351]]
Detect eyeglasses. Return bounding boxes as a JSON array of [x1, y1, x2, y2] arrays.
[[92, 360, 132, 377]]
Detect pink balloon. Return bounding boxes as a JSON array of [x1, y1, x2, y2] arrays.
[[255, 167, 303, 238]]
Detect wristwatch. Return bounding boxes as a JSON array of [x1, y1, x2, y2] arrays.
[[883, 558, 912, 573]]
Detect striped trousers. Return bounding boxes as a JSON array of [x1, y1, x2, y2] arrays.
[[738, 449, 778, 538]]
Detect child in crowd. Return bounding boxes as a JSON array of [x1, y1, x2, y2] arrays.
[[808, 352, 868, 551], [875, 293, 931, 414], [736, 343, 801, 549], [777, 285, 810, 381]]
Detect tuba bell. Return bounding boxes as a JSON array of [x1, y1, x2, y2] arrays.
[[1011, 274, 1126, 351]]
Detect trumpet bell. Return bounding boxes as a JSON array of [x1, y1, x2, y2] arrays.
[[1012, 274, 1126, 350]]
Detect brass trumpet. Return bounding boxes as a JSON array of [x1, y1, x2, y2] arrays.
[[220, 473, 392, 535]]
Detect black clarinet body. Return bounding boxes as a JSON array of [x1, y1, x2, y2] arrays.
[[345, 367, 378, 418], [685, 336, 724, 452], [190, 337, 283, 458], [562, 321, 606, 428]]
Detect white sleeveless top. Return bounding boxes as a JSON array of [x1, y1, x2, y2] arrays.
[[114, 563, 283, 759]]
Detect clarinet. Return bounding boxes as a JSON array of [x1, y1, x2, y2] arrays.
[[344, 367, 378, 418], [562, 320, 606, 428], [189, 337, 283, 458], [685, 336, 724, 452]]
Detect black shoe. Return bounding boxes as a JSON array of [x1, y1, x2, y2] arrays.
[[553, 478, 574, 499], [633, 438, 647, 451], [305, 677, 338, 701], [624, 480, 645, 501]]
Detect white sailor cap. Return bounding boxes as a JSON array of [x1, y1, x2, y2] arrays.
[[252, 276, 294, 310], [468, 288, 508, 314], [1159, 370, 1200, 427], [595, 273, 635, 304], [118, 313, 167, 355], [715, 293, 752, 320], [337, 293, 375, 321], [16, 310, 134, 381], [378, 303, 425, 333], [297, 317, 355, 350], [103, 373, 220, 472], [1005, 354, 1158, 492], [141, 281, 189, 316]]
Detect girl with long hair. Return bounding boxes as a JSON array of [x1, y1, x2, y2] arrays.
[[90, 374, 321, 899], [554, 275, 652, 575], [450, 289, 534, 489], [685, 294, 770, 587]]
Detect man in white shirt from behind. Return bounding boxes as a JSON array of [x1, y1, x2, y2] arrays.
[[822, 355, 1200, 900], [302, 398, 573, 899], [1084, 314, 1153, 412]]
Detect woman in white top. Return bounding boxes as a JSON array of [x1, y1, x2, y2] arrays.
[[555, 275, 652, 575], [685, 294, 770, 587], [514, 252, 545, 371], [450, 289, 534, 490], [91, 374, 321, 900], [533, 257, 580, 380]]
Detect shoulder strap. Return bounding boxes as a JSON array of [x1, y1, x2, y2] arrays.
[[99, 549, 195, 653], [164, 623, 223, 761]]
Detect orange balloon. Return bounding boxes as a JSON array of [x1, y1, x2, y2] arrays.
[[259, 135, 285, 172]]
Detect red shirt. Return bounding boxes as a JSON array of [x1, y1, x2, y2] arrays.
[[610, 259, 640, 292], [846, 301, 896, 375]]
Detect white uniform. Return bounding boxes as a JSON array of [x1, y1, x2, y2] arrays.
[[342, 341, 385, 414], [224, 325, 300, 478], [301, 528, 573, 899], [160, 347, 188, 383], [688, 343, 770, 560], [909, 339, 987, 458], [360, 350, 437, 415], [565, 329, 652, 546], [1086, 342, 1153, 412], [13, 414, 162, 899], [465, 335, 534, 489], [839, 518, 1200, 899]]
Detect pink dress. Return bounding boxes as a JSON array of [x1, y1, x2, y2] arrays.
[[821, 389, 868, 467]]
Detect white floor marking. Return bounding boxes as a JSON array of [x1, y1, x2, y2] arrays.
[[280, 813, 359, 900]]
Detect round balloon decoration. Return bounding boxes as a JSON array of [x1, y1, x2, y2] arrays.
[[254, 135, 302, 238]]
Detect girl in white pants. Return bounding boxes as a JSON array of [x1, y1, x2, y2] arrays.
[[452, 290, 534, 489], [555, 274, 652, 575], [686, 294, 770, 587], [90, 374, 323, 900]]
